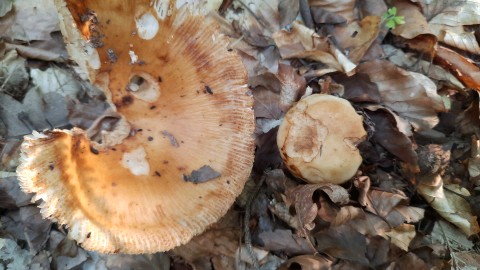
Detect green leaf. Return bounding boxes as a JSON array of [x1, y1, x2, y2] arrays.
[[386, 20, 396, 29], [388, 7, 397, 16], [394, 16, 405, 25]]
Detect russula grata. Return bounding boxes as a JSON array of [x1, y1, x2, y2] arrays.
[[17, 0, 254, 253], [277, 94, 366, 184]]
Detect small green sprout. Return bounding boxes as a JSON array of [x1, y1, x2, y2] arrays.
[[382, 7, 405, 30]]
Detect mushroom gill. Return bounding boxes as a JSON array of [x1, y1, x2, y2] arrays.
[[17, 0, 255, 254]]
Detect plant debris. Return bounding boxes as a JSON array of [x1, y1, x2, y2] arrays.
[[2, 0, 480, 269]]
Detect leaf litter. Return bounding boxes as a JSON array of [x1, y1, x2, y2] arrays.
[[1, 0, 480, 269]]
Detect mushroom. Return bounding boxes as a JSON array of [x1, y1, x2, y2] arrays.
[[17, 0, 254, 253], [277, 94, 366, 184]]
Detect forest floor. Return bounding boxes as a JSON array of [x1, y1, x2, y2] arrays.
[[1, 0, 480, 269]]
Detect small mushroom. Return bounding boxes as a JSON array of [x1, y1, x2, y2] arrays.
[[17, 0, 254, 253], [277, 94, 366, 184]]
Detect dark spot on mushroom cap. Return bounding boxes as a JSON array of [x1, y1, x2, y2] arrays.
[[121, 95, 133, 106], [155, 171, 161, 176], [90, 146, 99, 155], [49, 164, 55, 171], [148, 136, 154, 141], [87, 232, 91, 238], [205, 85, 213, 95]]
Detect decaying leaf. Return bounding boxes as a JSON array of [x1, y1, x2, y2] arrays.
[[358, 60, 446, 131], [278, 254, 333, 270], [258, 229, 314, 256], [0, 238, 32, 269], [332, 16, 381, 64], [366, 108, 419, 172], [0, 50, 29, 99], [418, 0, 480, 54], [224, 0, 285, 47], [384, 44, 464, 90], [434, 45, 480, 92], [390, 0, 437, 55], [468, 136, 480, 186], [0, 0, 13, 17], [427, 220, 474, 252], [273, 21, 356, 75], [418, 174, 480, 236], [309, 0, 356, 23], [251, 63, 306, 113], [0, 0, 59, 41], [384, 224, 416, 251], [286, 184, 349, 236], [314, 224, 368, 264]]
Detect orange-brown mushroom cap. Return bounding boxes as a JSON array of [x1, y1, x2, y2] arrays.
[[17, 0, 254, 253]]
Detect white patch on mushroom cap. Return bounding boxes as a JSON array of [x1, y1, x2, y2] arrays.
[[135, 12, 159, 40], [129, 50, 139, 64], [121, 146, 150, 176], [153, 0, 171, 20]]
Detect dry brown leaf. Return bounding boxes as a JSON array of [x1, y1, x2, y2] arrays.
[[359, 0, 388, 18], [251, 63, 306, 115], [333, 72, 381, 103], [0, 176, 32, 208], [0, 50, 29, 99], [364, 189, 425, 227], [456, 92, 480, 137], [332, 206, 391, 236], [225, 0, 287, 47], [286, 184, 349, 236], [418, 174, 480, 236], [450, 251, 480, 269], [273, 21, 356, 74], [172, 228, 240, 269], [314, 224, 369, 265], [434, 45, 480, 91], [417, 0, 480, 54], [0, 0, 59, 41], [309, 0, 356, 23], [333, 16, 381, 64], [384, 44, 464, 90], [366, 108, 419, 172], [258, 229, 314, 256], [254, 127, 282, 173], [468, 137, 480, 186], [253, 87, 283, 119], [278, 255, 333, 270], [386, 252, 429, 270], [358, 60, 446, 131], [384, 224, 416, 251], [390, 0, 437, 55]]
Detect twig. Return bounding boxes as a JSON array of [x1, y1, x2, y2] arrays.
[[244, 175, 266, 270]]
